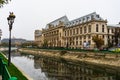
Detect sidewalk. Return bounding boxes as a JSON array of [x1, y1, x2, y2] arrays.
[[0, 76, 2, 80]]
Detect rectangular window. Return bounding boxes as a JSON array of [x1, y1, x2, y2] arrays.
[[103, 35, 104, 38], [88, 40, 91, 45], [96, 24, 99, 32], [73, 29, 75, 35], [79, 36, 82, 40], [88, 25, 91, 32], [84, 36, 86, 39], [76, 28, 78, 34], [84, 26, 86, 33], [70, 30, 72, 35], [60, 33, 61, 37], [80, 27, 82, 34], [76, 37, 78, 40], [112, 29, 114, 33], [80, 41, 82, 45], [112, 36, 114, 39], [65, 31, 66, 36], [102, 25, 104, 32], [67, 30, 69, 36], [76, 41, 78, 45], [108, 29, 109, 33]]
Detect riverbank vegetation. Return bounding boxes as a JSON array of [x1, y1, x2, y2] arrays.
[[0, 52, 28, 80]]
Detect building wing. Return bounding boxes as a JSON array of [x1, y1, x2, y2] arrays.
[[65, 12, 104, 27]]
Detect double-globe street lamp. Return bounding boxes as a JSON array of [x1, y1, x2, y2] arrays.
[[0, 29, 2, 44], [7, 12, 16, 66]]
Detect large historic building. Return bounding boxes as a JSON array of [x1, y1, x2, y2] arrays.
[[35, 12, 120, 49]]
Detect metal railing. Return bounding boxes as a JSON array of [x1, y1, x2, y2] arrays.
[[0, 57, 17, 80]]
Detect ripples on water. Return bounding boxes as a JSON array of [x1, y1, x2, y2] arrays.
[[8, 52, 120, 80]]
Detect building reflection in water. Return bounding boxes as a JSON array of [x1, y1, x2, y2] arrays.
[[34, 55, 120, 80]]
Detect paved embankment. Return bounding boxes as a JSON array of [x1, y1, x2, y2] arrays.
[[0, 52, 32, 80], [0, 76, 2, 80], [19, 48, 120, 68]]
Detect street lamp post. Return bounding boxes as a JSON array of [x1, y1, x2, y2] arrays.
[[7, 12, 15, 66], [0, 29, 2, 44]]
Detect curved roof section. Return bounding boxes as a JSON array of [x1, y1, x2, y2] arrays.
[[45, 16, 69, 29]]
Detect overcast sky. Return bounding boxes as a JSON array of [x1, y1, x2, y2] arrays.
[[0, 0, 120, 40]]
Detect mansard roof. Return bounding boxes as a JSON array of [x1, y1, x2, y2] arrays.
[[45, 16, 69, 29], [45, 12, 105, 29], [107, 24, 120, 28], [65, 12, 104, 27]]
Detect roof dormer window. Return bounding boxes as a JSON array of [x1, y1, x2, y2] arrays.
[[73, 22, 74, 24], [91, 15, 94, 19], [79, 20, 81, 23], [96, 15, 99, 18], [87, 17, 89, 20], [83, 18, 85, 21], [76, 21, 78, 23]]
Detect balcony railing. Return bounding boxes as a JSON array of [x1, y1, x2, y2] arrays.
[[0, 57, 17, 80]]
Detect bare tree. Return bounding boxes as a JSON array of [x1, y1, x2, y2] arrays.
[[92, 35, 104, 49]]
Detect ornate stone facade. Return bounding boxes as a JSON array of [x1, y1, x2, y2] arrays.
[[34, 12, 120, 49]]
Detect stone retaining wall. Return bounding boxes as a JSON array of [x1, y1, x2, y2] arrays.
[[18, 49, 120, 67]]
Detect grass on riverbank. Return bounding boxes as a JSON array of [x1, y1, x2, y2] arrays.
[[0, 52, 28, 80], [23, 47, 119, 54]]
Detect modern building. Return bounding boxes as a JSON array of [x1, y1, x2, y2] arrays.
[[35, 12, 120, 49]]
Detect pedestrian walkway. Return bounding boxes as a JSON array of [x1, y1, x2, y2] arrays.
[[0, 76, 2, 80]]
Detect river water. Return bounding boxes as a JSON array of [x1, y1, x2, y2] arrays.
[[8, 51, 120, 80]]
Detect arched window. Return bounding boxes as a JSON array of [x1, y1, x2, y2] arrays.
[[102, 25, 104, 32], [65, 31, 66, 36], [96, 24, 99, 32]]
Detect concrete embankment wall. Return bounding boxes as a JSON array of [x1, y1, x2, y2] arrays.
[[18, 48, 120, 67]]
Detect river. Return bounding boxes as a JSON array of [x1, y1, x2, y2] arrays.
[[5, 51, 120, 80]]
